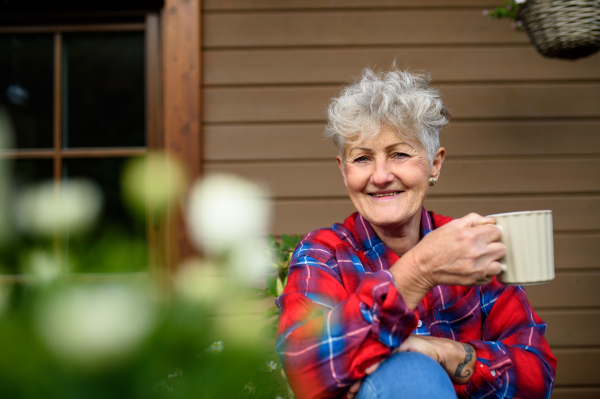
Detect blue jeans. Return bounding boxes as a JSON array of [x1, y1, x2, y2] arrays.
[[356, 352, 458, 399]]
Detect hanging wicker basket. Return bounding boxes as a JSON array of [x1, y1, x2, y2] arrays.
[[517, 0, 600, 60]]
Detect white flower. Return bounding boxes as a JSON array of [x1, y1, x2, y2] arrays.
[[168, 368, 183, 378], [16, 179, 102, 237], [515, 0, 526, 4], [243, 382, 255, 393], [36, 283, 155, 370], [173, 258, 225, 305], [204, 341, 224, 355], [259, 360, 278, 372], [227, 237, 273, 283], [24, 249, 62, 284], [122, 152, 186, 215], [186, 173, 271, 256]]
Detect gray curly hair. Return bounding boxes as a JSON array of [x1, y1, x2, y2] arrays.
[[324, 67, 450, 164]]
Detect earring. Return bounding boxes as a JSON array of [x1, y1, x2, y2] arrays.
[[428, 177, 437, 186]]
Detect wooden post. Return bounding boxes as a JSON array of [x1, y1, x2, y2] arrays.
[[162, 0, 202, 273]]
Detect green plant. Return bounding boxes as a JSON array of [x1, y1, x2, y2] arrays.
[[252, 234, 301, 339], [483, 0, 526, 29], [0, 154, 291, 398]]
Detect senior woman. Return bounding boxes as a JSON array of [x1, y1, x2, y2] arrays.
[[275, 67, 556, 399]]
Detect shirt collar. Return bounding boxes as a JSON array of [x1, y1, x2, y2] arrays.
[[352, 207, 433, 270]]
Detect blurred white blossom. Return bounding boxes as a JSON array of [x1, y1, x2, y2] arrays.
[[122, 152, 186, 216], [173, 258, 226, 305], [168, 368, 183, 378], [515, 0, 526, 3], [204, 341, 224, 355], [227, 237, 273, 283], [16, 179, 102, 237], [259, 360, 278, 372], [24, 249, 62, 284], [243, 382, 255, 394], [187, 173, 271, 252], [36, 283, 155, 369]]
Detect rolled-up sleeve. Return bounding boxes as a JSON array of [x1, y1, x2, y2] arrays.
[[458, 283, 557, 399], [276, 243, 417, 399]]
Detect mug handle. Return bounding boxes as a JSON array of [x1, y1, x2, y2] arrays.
[[490, 224, 508, 273]]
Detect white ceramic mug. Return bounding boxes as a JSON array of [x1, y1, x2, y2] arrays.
[[486, 210, 555, 286]]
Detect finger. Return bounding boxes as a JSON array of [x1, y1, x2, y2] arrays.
[[398, 336, 414, 352], [478, 216, 496, 226], [365, 361, 381, 375], [486, 260, 503, 277], [347, 380, 362, 398], [478, 242, 506, 267], [474, 224, 504, 243], [455, 213, 488, 228]]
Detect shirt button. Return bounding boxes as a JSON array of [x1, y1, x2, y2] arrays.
[[417, 320, 423, 328], [491, 370, 497, 377]]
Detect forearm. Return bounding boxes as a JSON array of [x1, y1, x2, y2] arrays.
[[277, 269, 419, 398], [445, 342, 477, 385], [389, 251, 432, 310], [457, 339, 555, 399], [456, 283, 556, 398]]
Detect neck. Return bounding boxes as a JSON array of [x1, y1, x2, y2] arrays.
[[369, 209, 423, 258]]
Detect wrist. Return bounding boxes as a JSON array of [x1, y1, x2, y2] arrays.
[[446, 342, 476, 385], [390, 251, 432, 310]]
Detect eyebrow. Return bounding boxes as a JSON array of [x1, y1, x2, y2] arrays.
[[348, 142, 413, 154]]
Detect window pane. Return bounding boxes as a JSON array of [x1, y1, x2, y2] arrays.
[[0, 159, 54, 275], [0, 34, 54, 149], [63, 32, 145, 148], [62, 158, 147, 274]]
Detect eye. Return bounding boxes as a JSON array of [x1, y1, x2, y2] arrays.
[[352, 155, 370, 164], [391, 152, 409, 160]]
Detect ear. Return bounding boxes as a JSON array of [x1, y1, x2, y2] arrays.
[[430, 147, 445, 180], [336, 156, 348, 187]]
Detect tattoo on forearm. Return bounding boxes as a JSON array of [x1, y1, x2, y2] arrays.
[[454, 344, 473, 379]]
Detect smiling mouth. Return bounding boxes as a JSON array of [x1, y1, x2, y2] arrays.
[[368, 191, 401, 197]]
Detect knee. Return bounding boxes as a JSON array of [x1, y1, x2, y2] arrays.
[[357, 352, 456, 399]]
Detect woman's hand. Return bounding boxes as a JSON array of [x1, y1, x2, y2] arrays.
[[397, 335, 476, 385], [346, 361, 383, 399], [391, 213, 505, 309]]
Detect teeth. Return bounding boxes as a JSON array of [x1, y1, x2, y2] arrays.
[[371, 192, 399, 197]]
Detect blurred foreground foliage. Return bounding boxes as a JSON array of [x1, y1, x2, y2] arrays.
[[0, 147, 289, 398], [251, 234, 301, 339]]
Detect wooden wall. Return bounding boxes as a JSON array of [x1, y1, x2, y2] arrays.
[[201, 1, 600, 397]]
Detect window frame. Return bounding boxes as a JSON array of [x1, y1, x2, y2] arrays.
[[0, 15, 172, 283]]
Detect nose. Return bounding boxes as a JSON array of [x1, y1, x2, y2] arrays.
[[371, 159, 394, 186]]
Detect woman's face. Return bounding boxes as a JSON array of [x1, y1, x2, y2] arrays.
[[337, 126, 445, 231]]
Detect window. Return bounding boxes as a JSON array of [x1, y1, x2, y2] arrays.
[[0, 16, 162, 277]]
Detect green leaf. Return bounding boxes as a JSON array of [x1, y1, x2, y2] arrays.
[[260, 306, 281, 320], [266, 275, 278, 297], [246, 287, 272, 300], [266, 234, 279, 250], [276, 278, 284, 296], [259, 318, 279, 339], [281, 234, 297, 251]]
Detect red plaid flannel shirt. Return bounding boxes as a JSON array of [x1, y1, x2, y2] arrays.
[[275, 210, 556, 399]]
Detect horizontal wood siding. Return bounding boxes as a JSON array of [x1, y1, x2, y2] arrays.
[[202, 1, 600, 396]]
